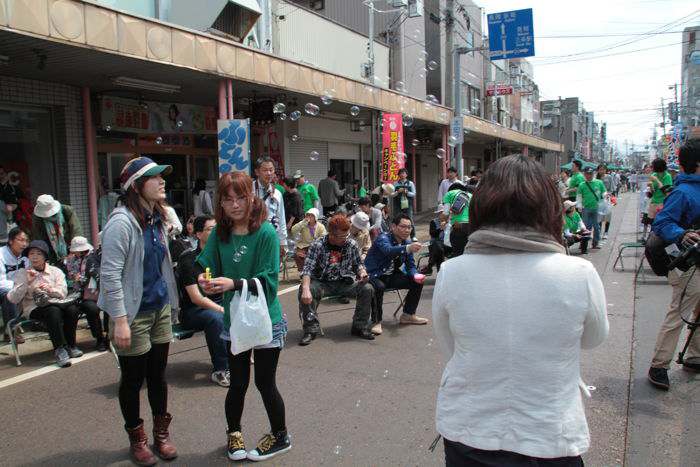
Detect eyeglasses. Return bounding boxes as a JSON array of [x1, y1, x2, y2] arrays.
[[221, 195, 248, 206], [330, 231, 350, 239]]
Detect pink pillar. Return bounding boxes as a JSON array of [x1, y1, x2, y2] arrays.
[[218, 80, 227, 119], [227, 79, 234, 119], [411, 145, 417, 211], [81, 87, 99, 245], [523, 145, 529, 157], [441, 127, 448, 179]]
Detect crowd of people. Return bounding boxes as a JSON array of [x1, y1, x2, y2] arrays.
[[2, 140, 698, 465]]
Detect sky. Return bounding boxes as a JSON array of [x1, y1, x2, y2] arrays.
[[478, 0, 700, 152]]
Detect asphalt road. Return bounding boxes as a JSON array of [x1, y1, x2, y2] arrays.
[[0, 192, 696, 466]]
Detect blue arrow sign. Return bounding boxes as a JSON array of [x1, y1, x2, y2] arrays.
[[487, 8, 534, 60]]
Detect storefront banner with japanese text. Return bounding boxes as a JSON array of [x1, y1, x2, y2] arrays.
[[218, 119, 251, 176], [100, 96, 217, 134], [380, 113, 405, 183]]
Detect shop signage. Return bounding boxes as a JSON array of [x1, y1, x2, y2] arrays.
[[450, 117, 464, 144], [380, 113, 405, 183], [218, 119, 251, 175], [486, 85, 514, 96], [100, 96, 217, 134]]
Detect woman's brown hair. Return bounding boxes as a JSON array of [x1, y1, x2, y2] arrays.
[[469, 155, 563, 242], [123, 177, 168, 228], [215, 172, 268, 242]]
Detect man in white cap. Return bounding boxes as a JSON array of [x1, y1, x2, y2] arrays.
[[349, 212, 372, 261], [295, 170, 320, 213], [31, 194, 83, 264]]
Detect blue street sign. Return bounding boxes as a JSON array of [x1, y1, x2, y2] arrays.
[[487, 8, 534, 60]]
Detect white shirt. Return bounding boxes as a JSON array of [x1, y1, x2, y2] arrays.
[[254, 180, 287, 248], [437, 177, 457, 207], [432, 252, 608, 458], [0, 245, 28, 294], [193, 190, 213, 217]]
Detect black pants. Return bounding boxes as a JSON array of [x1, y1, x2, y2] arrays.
[[118, 343, 170, 429], [370, 273, 423, 323], [444, 439, 584, 467], [29, 304, 80, 349], [323, 204, 338, 216], [449, 223, 470, 258], [78, 299, 105, 341], [428, 240, 449, 272], [225, 343, 286, 434]]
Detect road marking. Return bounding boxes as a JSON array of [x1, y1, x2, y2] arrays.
[[1, 282, 302, 389], [0, 350, 106, 390]]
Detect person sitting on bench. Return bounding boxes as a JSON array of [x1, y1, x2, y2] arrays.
[[365, 213, 428, 336], [177, 215, 230, 387], [297, 214, 374, 346]]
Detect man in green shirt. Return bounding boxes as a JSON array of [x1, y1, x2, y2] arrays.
[[294, 170, 319, 212], [563, 200, 590, 254], [566, 160, 585, 202], [577, 167, 607, 249], [647, 158, 673, 220], [441, 182, 471, 256]]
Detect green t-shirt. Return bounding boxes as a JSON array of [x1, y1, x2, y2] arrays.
[[568, 172, 585, 192], [564, 211, 583, 234], [577, 179, 606, 210], [299, 182, 319, 212], [275, 184, 285, 195], [196, 221, 282, 328], [650, 171, 672, 204], [442, 189, 471, 224], [358, 186, 367, 198]]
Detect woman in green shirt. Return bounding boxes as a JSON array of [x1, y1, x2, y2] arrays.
[[197, 172, 290, 462], [647, 158, 673, 219], [562, 200, 590, 254]]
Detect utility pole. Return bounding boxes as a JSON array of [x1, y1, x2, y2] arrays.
[[445, 0, 454, 109], [367, 1, 375, 85], [660, 97, 666, 133]]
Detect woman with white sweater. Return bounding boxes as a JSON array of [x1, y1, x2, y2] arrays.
[[432, 155, 609, 466]]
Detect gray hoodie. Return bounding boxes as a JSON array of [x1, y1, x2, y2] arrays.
[[98, 206, 178, 324]]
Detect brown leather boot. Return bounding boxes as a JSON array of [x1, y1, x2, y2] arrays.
[[125, 421, 157, 466], [152, 413, 178, 460]]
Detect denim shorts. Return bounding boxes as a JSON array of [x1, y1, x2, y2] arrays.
[[220, 318, 288, 350]]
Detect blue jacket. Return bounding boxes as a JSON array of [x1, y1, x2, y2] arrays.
[[364, 232, 417, 278], [652, 173, 700, 244]]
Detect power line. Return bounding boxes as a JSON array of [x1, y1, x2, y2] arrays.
[[534, 39, 692, 66]]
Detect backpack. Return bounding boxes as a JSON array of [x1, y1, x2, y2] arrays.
[[450, 192, 470, 215]]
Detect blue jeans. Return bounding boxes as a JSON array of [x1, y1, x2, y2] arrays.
[[1, 291, 19, 327], [581, 208, 601, 246], [181, 307, 228, 372]]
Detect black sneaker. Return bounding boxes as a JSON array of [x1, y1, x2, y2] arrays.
[[648, 367, 670, 390], [350, 327, 375, 340], [299, 333, 315, 346], [247, 431, 291, 461], [227, 431, 247, 461]]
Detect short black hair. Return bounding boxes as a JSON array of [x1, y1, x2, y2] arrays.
[[193, 215, 214, 233], [8, 227, 27, 243], [651, 158, 667, 173], [572, 160, 582, 169], [447, 167, 457, 173], [284, 176, 296, 187], [255, 156, 275, 169], [358, 197, 371, 207], [678, 139, 700, 174], [392, 213, 412, 226], [398, 168, 408, 176], [353, 179, 360, 185], [327, 169, 337, 178]]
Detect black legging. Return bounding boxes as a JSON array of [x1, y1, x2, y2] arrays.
[[29, 304, 80, 349], [78, 299, 104, 340], [225, 344, 286, 434], [118, 343, 170, 429]]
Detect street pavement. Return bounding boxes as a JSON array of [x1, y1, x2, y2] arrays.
[[0, 192, 697, 466]]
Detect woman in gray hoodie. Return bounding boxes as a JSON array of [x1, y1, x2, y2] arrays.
[[99, 156, 179, 466]]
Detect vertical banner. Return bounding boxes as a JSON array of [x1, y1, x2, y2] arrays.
[[217, 119, 251, 176], [380, 113, 405, 183]]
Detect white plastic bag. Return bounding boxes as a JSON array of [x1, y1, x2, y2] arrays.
[[228, 278, 272, 355], [597, 199, 612, 217]]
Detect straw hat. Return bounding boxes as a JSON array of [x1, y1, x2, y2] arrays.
[[70, 236, 94, 253], [34, 194, 61, 218], [351, 212, 370, 230]]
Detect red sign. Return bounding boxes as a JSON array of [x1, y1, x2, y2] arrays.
[[486, 85, 514, 96], [380, 113, 405, 183]]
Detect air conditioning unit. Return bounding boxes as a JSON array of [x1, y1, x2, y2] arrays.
[[391, 0, 408, 6], [407, 0, 423, 17]]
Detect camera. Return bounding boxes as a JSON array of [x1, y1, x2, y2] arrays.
[[667, 241, 700, 272]]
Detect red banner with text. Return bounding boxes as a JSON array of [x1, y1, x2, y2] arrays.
[[380, 113, 405, 183]]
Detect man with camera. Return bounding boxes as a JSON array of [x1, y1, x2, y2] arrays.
[[648, 140, 700, 390]]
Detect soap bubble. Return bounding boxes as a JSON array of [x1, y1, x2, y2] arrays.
[[176, 120, 184, 128], [350, 105, 360, 117], [278, 113, 287, 121], [436, 148, 446, 159], [321, 93, 333, 105], [155, 136, 163, 145], [309, 150, 320, 161], [461, 108, 471, 116], [291, 134, 299, 142], [334, 445, 342, 455], [290, 110, 301, 121], [355, 400, 361, 408], [418, 72, 425, 79], [426, 94, 439, 105], [411, 138, 420, 147], [304, 103, 320, 116], [105, 124, 112, 132], [440, 111, 448, 120], [273, 102, 286, 114], [427, 60, 439, 71], [395, 81, 406, 92], [403, 114, 414, 127], [383, 369, 389, 378], [448, 136, 458, 147]]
